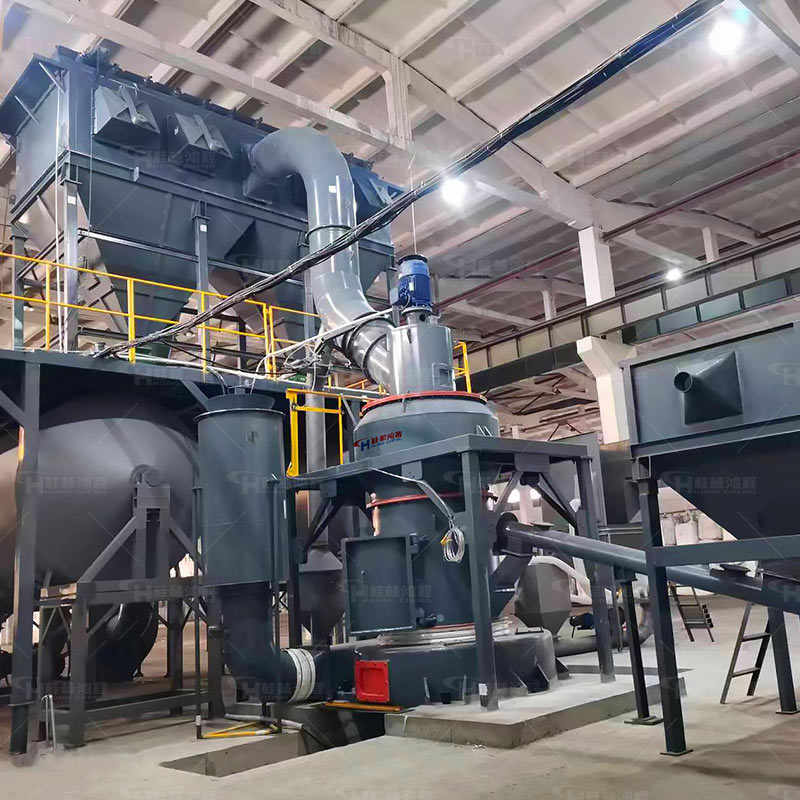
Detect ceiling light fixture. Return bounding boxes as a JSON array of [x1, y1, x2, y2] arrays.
[[708, 16, 745, 57], [665, 267, 683, 282], [440, 178, 467, 206]]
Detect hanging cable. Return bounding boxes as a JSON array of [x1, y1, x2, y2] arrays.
[[94, 0, 724, 361]]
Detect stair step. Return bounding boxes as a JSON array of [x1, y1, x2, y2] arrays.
[[732, 668, 760, 678]]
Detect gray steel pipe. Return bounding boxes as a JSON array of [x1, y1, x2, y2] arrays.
[[499, 518, 800, 616], [248, 128, 393, 387]]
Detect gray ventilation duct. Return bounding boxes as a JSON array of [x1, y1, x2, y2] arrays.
[[248, 129, 393, 388], [197, 392, 319, 703]]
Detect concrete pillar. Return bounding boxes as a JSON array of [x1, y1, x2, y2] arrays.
[[577, 335, 636, 444], [541, 287, 557, 321], [702, 227, 719, 263], [578, 226, 614, 306]]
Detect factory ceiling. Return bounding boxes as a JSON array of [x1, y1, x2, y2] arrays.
[[2, 0, 800, 437]]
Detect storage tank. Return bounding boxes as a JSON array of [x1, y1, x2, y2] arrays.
[[0, 397, 196, 679]]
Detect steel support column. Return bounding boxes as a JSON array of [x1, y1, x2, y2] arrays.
[[34, 606, 57, 740], [67, 597, 89, 748], [194, 211, 210, 360], [303, 271, 328, 532], [167, 598, 184, 713], [768, 606, 798, 714], [577, 457, 615, 682], [206, 596, 225, 718], [11, 227, 27, 350], [620, 576, 660, 725], [61, 178, 80, 350], [461, 450, 498, 710], [9, 362, 41, 756], [638, 476, 691, 756], [286, 492, 303, 648]]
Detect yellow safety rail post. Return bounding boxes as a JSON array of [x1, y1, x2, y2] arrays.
[[268, 305, 276, 375], [199, 291, 208, 374], [454, 341, 472, 392], [337, 394, 344, 470], [126, 279, 136, 363], [44, 264, 51, 351], [261, 303, 273, 374], [344, 378, 388, 395], [286, 388, 345, 478]]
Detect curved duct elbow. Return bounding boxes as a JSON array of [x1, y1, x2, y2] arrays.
[[248, 128, 393, 387], [220, 584, 318, 703]]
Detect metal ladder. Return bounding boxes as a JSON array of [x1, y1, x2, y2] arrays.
[[669, 582, 714, 642], [720, 602, 771, 704]]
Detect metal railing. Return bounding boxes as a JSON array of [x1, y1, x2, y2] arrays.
[[266, 304, 320, 375], [2, 255, 474, 481], [286, 387, 345, 478], [453, 340, 472, 393], [0, 253, 272, 370]]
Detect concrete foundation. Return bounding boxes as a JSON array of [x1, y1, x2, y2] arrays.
[[385, 667, 680, 748], [161, 729, 312, 777], [4, 598, 800, 800]]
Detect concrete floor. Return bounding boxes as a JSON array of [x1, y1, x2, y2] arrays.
[[4, 596, 800, 797]]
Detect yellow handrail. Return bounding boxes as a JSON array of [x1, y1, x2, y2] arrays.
[[266, 303, 321, 376], [286, 388, 345, 478], [1, 252, 271, 365], [453, 340, 472, 393], [126, 278, 135, 364], [1, 252, 473, 393]]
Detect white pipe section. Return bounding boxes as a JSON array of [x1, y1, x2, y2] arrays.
[[248, 129, 394, 388]]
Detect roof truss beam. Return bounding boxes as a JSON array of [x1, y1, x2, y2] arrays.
[[615, 231, 702, 267], [447, 0, 607, 101], [254, 0, 605, 227], [149, 0, 246, 84], [218, 0, 367, 111], [14, 0, 405, 150], [392, 0, 482, 57], [306, 0, 483, 132], [737, 0, 800, 73], [545, 44, 771, 172], [449, 300, 533, 328], [435, 275, 585, 299]]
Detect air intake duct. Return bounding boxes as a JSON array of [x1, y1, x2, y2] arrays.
[[673, 351, 742, 424]]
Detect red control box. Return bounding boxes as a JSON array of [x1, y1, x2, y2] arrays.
[[354, 660, 390, 704]]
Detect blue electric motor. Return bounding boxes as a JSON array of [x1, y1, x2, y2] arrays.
[[391, 254, 433, 311]]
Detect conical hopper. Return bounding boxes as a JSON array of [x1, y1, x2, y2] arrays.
[[625, 320, 800, 582], [75, 176, 253, 337]]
